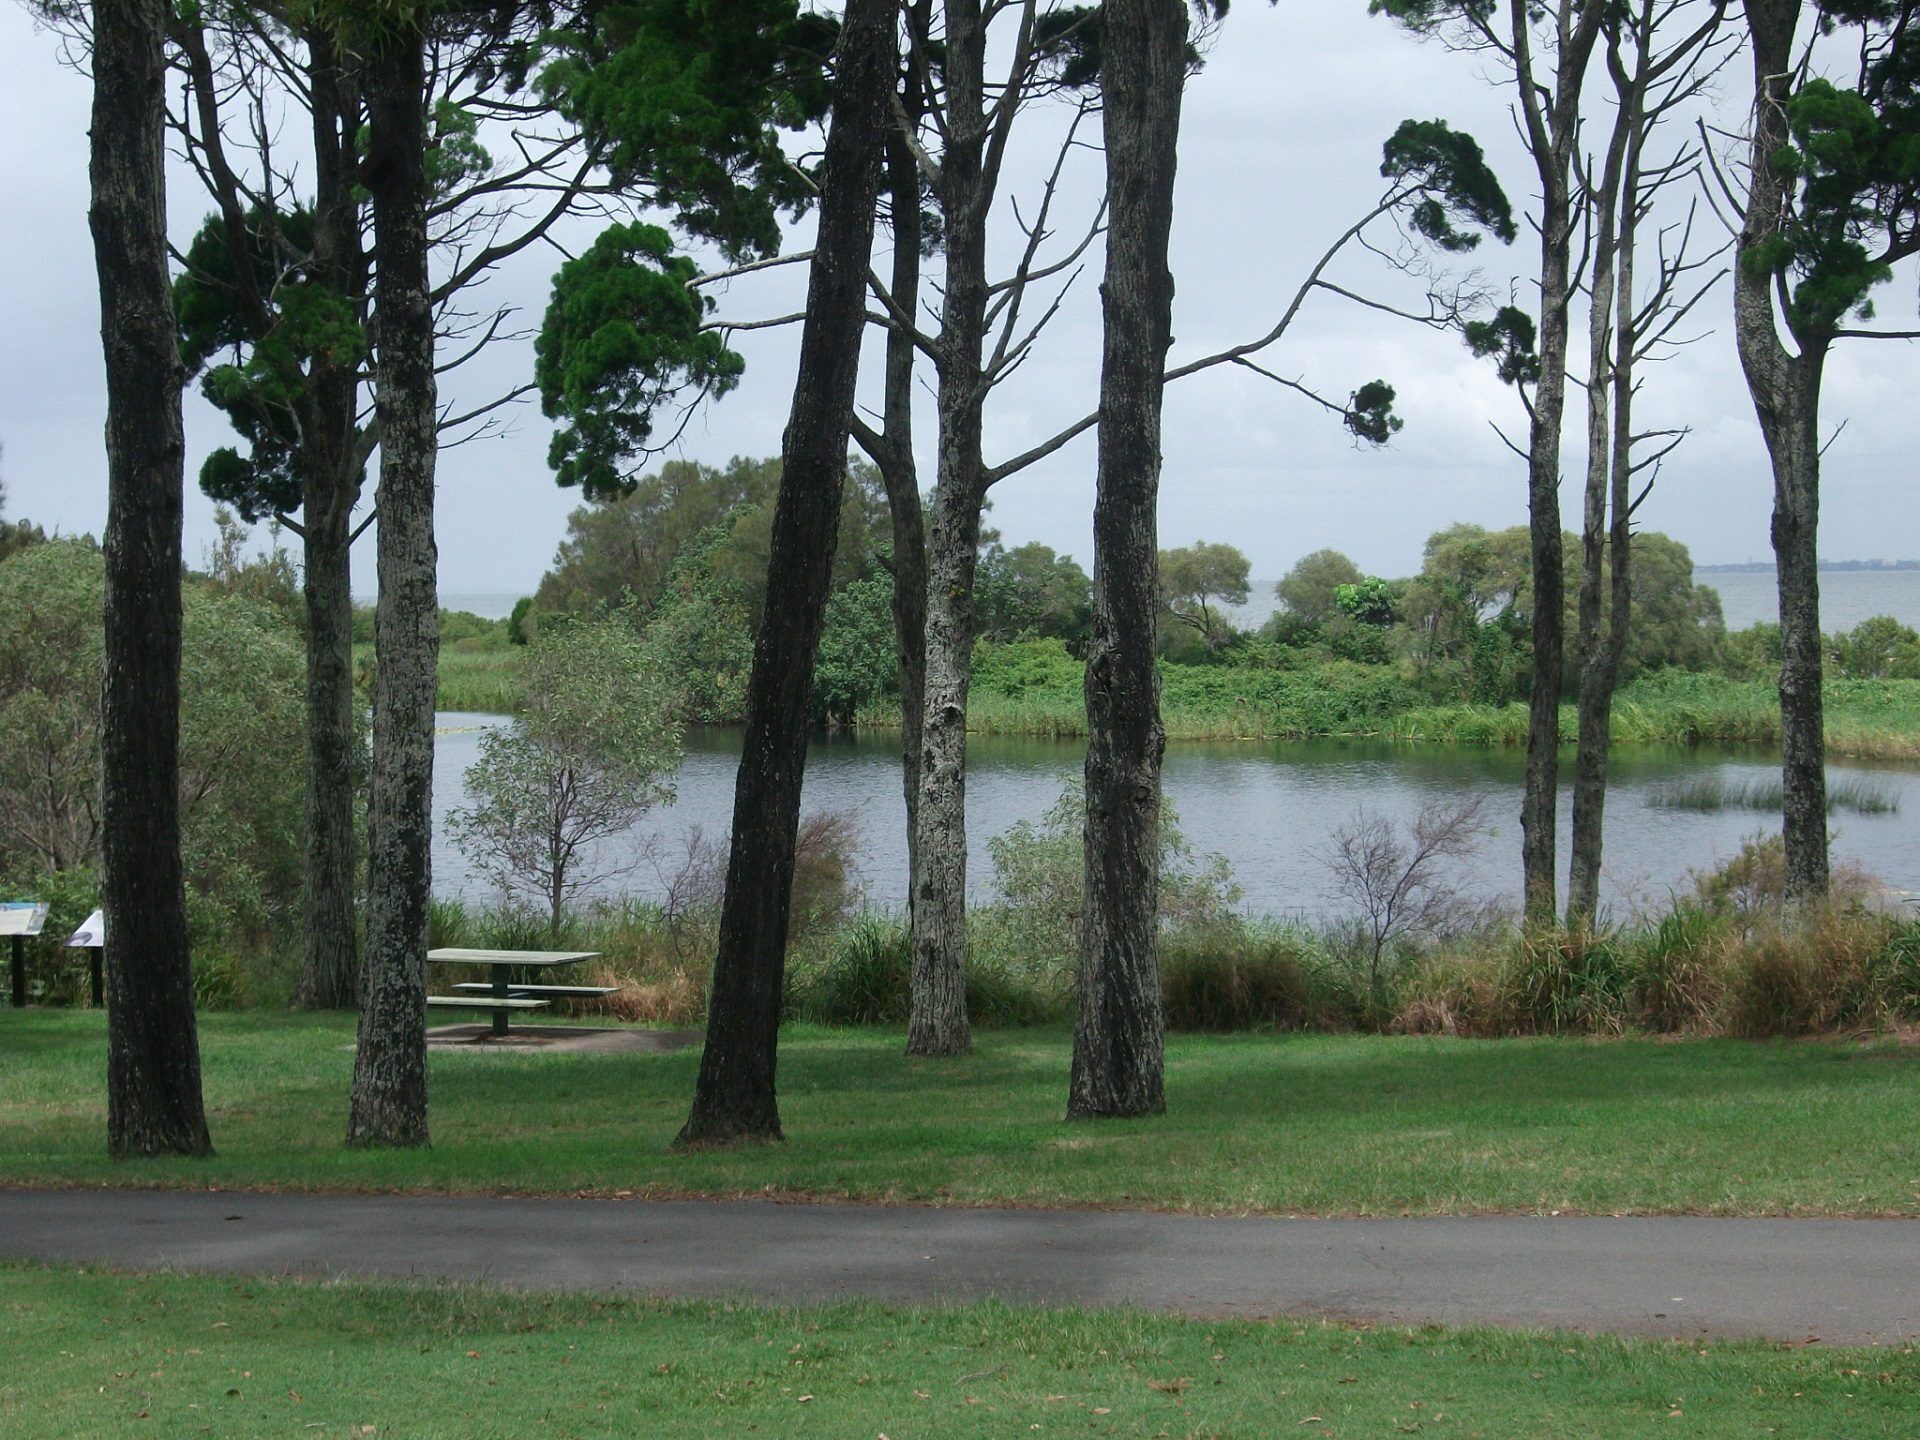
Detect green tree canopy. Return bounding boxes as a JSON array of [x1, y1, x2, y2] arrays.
[[1159, 541, 1252, 653], [449, 611, 684, 929], [536, 0, 841, 496], [1274, 548, 1364, 628], [975, 541, 1095, 652], [0, 541, 306, 940]]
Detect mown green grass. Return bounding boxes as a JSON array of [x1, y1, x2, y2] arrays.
[[6, 1011, 1919, 1216], [2, 1266, 1914, 1440]]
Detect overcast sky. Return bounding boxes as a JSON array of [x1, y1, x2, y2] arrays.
[[1, 3, 1914, 599]]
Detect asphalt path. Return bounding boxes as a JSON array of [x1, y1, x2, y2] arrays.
[[3, 1188, 1916, 1345]]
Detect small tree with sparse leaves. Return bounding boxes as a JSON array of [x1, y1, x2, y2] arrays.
[[450, 615, 683, 932]]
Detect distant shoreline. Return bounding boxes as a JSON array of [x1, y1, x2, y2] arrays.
[[1695, 561, 1920, 574]]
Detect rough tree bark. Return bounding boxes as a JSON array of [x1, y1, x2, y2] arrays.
[[1734, 0, 1828, 903], [1566, 0, 1721, 923], [1066, 0, 1185, 1122], [676, 0, 896, 1146], [89, 0, 213, 1159], [1516, 0, 1607, 925], [1566, 25, 1641, 927], [294, 37, 367, 1011], [175, 19, 367, 1010], [906, 0, 996, 1059], [349, 25, 439, 1148], [853, 0, 931, 957]]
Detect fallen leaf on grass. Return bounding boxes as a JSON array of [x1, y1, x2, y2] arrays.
[[1148, 1379, 1190, 1395]]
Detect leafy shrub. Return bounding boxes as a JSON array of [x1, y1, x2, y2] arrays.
[[663, 808, 865, 946], [987, 778, 1240, 972], [0, 543, 306, 1002]]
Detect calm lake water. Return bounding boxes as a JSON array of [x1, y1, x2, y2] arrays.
[[433, 716, 1920, 921]]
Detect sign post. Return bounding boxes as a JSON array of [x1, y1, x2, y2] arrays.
[[2, 902, 51, 1008], [67, 909, 105, 1008]]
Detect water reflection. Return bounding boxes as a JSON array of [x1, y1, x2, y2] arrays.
[[433, 715, 1920, 919]]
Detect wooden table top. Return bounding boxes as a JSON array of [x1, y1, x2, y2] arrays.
[[426, 948, 601, 967]]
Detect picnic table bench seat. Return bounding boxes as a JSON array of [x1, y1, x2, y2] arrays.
[[427, 947, 601, 1037]]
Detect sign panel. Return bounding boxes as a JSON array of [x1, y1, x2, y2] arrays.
[[1, 902, 49, 938], [67, 909, 104, 948]]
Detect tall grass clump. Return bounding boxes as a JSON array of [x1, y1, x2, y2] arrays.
[[1386, 836, 1920, 1039], [787, 914, 912, 1025], [434, 650, 527, 714], [1159, 923, 1321, 1031], [787, 914, 1068, 1027]]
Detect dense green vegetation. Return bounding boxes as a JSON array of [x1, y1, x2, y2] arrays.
[[440, 460, 1920, 759], [415, 817, 1920, 1046], [0, 539, 307, 1005], [6, 1266, 1915, 1439], [430, 627, 1920, 758], [7, 1009, 1920, 1214]]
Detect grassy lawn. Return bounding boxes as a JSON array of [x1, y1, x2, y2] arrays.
[[5, 1011, 1919, 1216], [3, 1266, 1914, 1440]]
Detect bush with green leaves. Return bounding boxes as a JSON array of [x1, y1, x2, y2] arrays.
[[983, 777, 1242, 972], [449, 612, 683, 930], [0, 540, 306, 996], [813, 572, 898, 726]]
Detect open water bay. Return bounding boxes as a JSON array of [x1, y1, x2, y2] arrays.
[[433, 718, 1920, 920]]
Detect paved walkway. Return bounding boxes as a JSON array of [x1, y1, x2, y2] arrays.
[[3, 1189, 1916, 1345]]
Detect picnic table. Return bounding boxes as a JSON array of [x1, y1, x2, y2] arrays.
[[426, 948, 613, 1038]]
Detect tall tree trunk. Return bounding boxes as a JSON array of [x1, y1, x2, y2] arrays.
[[906, 0, 990, 1059], [677, 0, 896, 1146], [1520, 192, 1571, 926], [295, 39, 366, 1011], [90, 0, 213, 1160], [1067, 0, 1184, 1122], [349, 28, 438, 1147], [869, 1, 931, 942], [1735, 0, 1829, 904], [297, 493, 360, 1010], [1566, 39, 1637, 929], [1514, 0, 1605, 925]]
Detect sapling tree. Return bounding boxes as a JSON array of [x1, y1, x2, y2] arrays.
[[450, 616, 682, 931], [1322, 796, 1489, 1009]]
